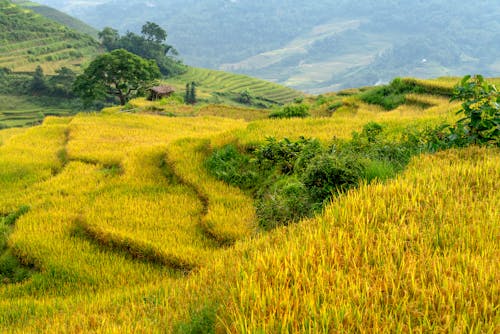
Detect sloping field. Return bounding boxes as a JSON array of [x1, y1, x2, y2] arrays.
[[12, 0, 99, 38], [0, 0, 100, 74], [168, 67, 303, 105], [0, 95, 74, 128], [0, 85, 498, 332]]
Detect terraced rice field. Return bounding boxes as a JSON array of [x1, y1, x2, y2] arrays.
[[0, 95, 74, 128], [0, 79, 498, 332], [0, 0, 100, 74], [168, 67, 303, 105]]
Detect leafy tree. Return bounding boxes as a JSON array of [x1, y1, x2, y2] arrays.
[[73, 49, 160, 105], [30, 65, 47, 94], [190, 81, 197, 104], [98, 27, 120, 50], [185, 82, 191, 104], [239, 89, 254, 104], [141, 21, 167, 43], [98, 22, 185, 77], [48, 67, 76, 98], [185, 81, 197, 104]]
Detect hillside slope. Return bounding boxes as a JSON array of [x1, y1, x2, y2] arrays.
[[0, 0, 100, 74], [168, 67, 303, 106], [12, 0, 99, 38], [35, 0, 500, 92]]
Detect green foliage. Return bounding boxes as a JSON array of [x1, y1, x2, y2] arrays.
[[269, 103, 310, 118], [206, 119, 462, 228], [47, 67, 77, 98], [175, 305, 217, 334], [184, 82, 197, 104], [238, 89, 254, 105], [0, 205, 32, 284], [302, 153, 366, 203], [451, 75, 500, 145], [74, 49, 161, 106], [30, 66, 48, 94], [400, 76, 500, 151], [253, 137, 321, 175], [327, 101, 343, 112], [205, 145, 258, 189], [99, 23, 186, 77], [360, 78, 423, 110], [257, 176, 313, 228]]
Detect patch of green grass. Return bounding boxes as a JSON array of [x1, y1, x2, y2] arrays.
[[0, 205, 32, 284]]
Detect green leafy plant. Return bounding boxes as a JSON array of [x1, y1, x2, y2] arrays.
[[451, 75, 500, 145]]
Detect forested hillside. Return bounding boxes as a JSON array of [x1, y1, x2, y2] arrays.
[[0, 0, 100, 74], [35, 0, 500, 92]]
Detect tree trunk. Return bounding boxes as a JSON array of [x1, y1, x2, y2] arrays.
[[118, 91, 126, 105]]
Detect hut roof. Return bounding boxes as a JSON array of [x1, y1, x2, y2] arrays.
[[150, 85, 176, 94]]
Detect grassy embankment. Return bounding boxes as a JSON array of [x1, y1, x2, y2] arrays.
[[0, 78, 498, 332]]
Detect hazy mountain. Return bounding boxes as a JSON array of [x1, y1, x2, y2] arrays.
[[35, 0, 500, 92]]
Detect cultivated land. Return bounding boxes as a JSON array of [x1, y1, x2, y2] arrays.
[[167, 66, 303, 106], [0, 0, 100, 74], [0, 78, 498, 332]]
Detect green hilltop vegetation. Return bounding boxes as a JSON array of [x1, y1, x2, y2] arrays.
[[12, 0, 99, 38], [0, 0, 100, 74]]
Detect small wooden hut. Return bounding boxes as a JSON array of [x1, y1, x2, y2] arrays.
[[148, 85, 176, 100]]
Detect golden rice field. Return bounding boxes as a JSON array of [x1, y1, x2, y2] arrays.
[[0, 83, 498, 332]]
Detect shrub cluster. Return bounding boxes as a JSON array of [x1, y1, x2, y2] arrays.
[[207, 122, 421, 228], [269, 103, 310, 118], [360, 77, 424, 110]]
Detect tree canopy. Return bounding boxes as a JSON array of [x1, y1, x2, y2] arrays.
[[73, 49, 161, 105], [98, 22, 185, 77]]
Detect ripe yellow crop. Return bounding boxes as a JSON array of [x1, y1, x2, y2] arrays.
[[0, 85, 498, 332]]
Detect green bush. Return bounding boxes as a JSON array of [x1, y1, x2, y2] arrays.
[[302, 153, 366, 203], [360, 78, 423, 110], [206, 118, 467, 229], [451, 75, 500, 145], [205, 144, 258, 190], [257, 177, 313, 229], [269, 103, 310, 118], [253, 137, 320, 174], [327, 101, 343, 112]]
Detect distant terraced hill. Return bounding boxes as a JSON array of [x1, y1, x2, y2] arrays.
[[0, 0, 100, 74], [12, 0, 99, 38], [168, 67, 303, 106]]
